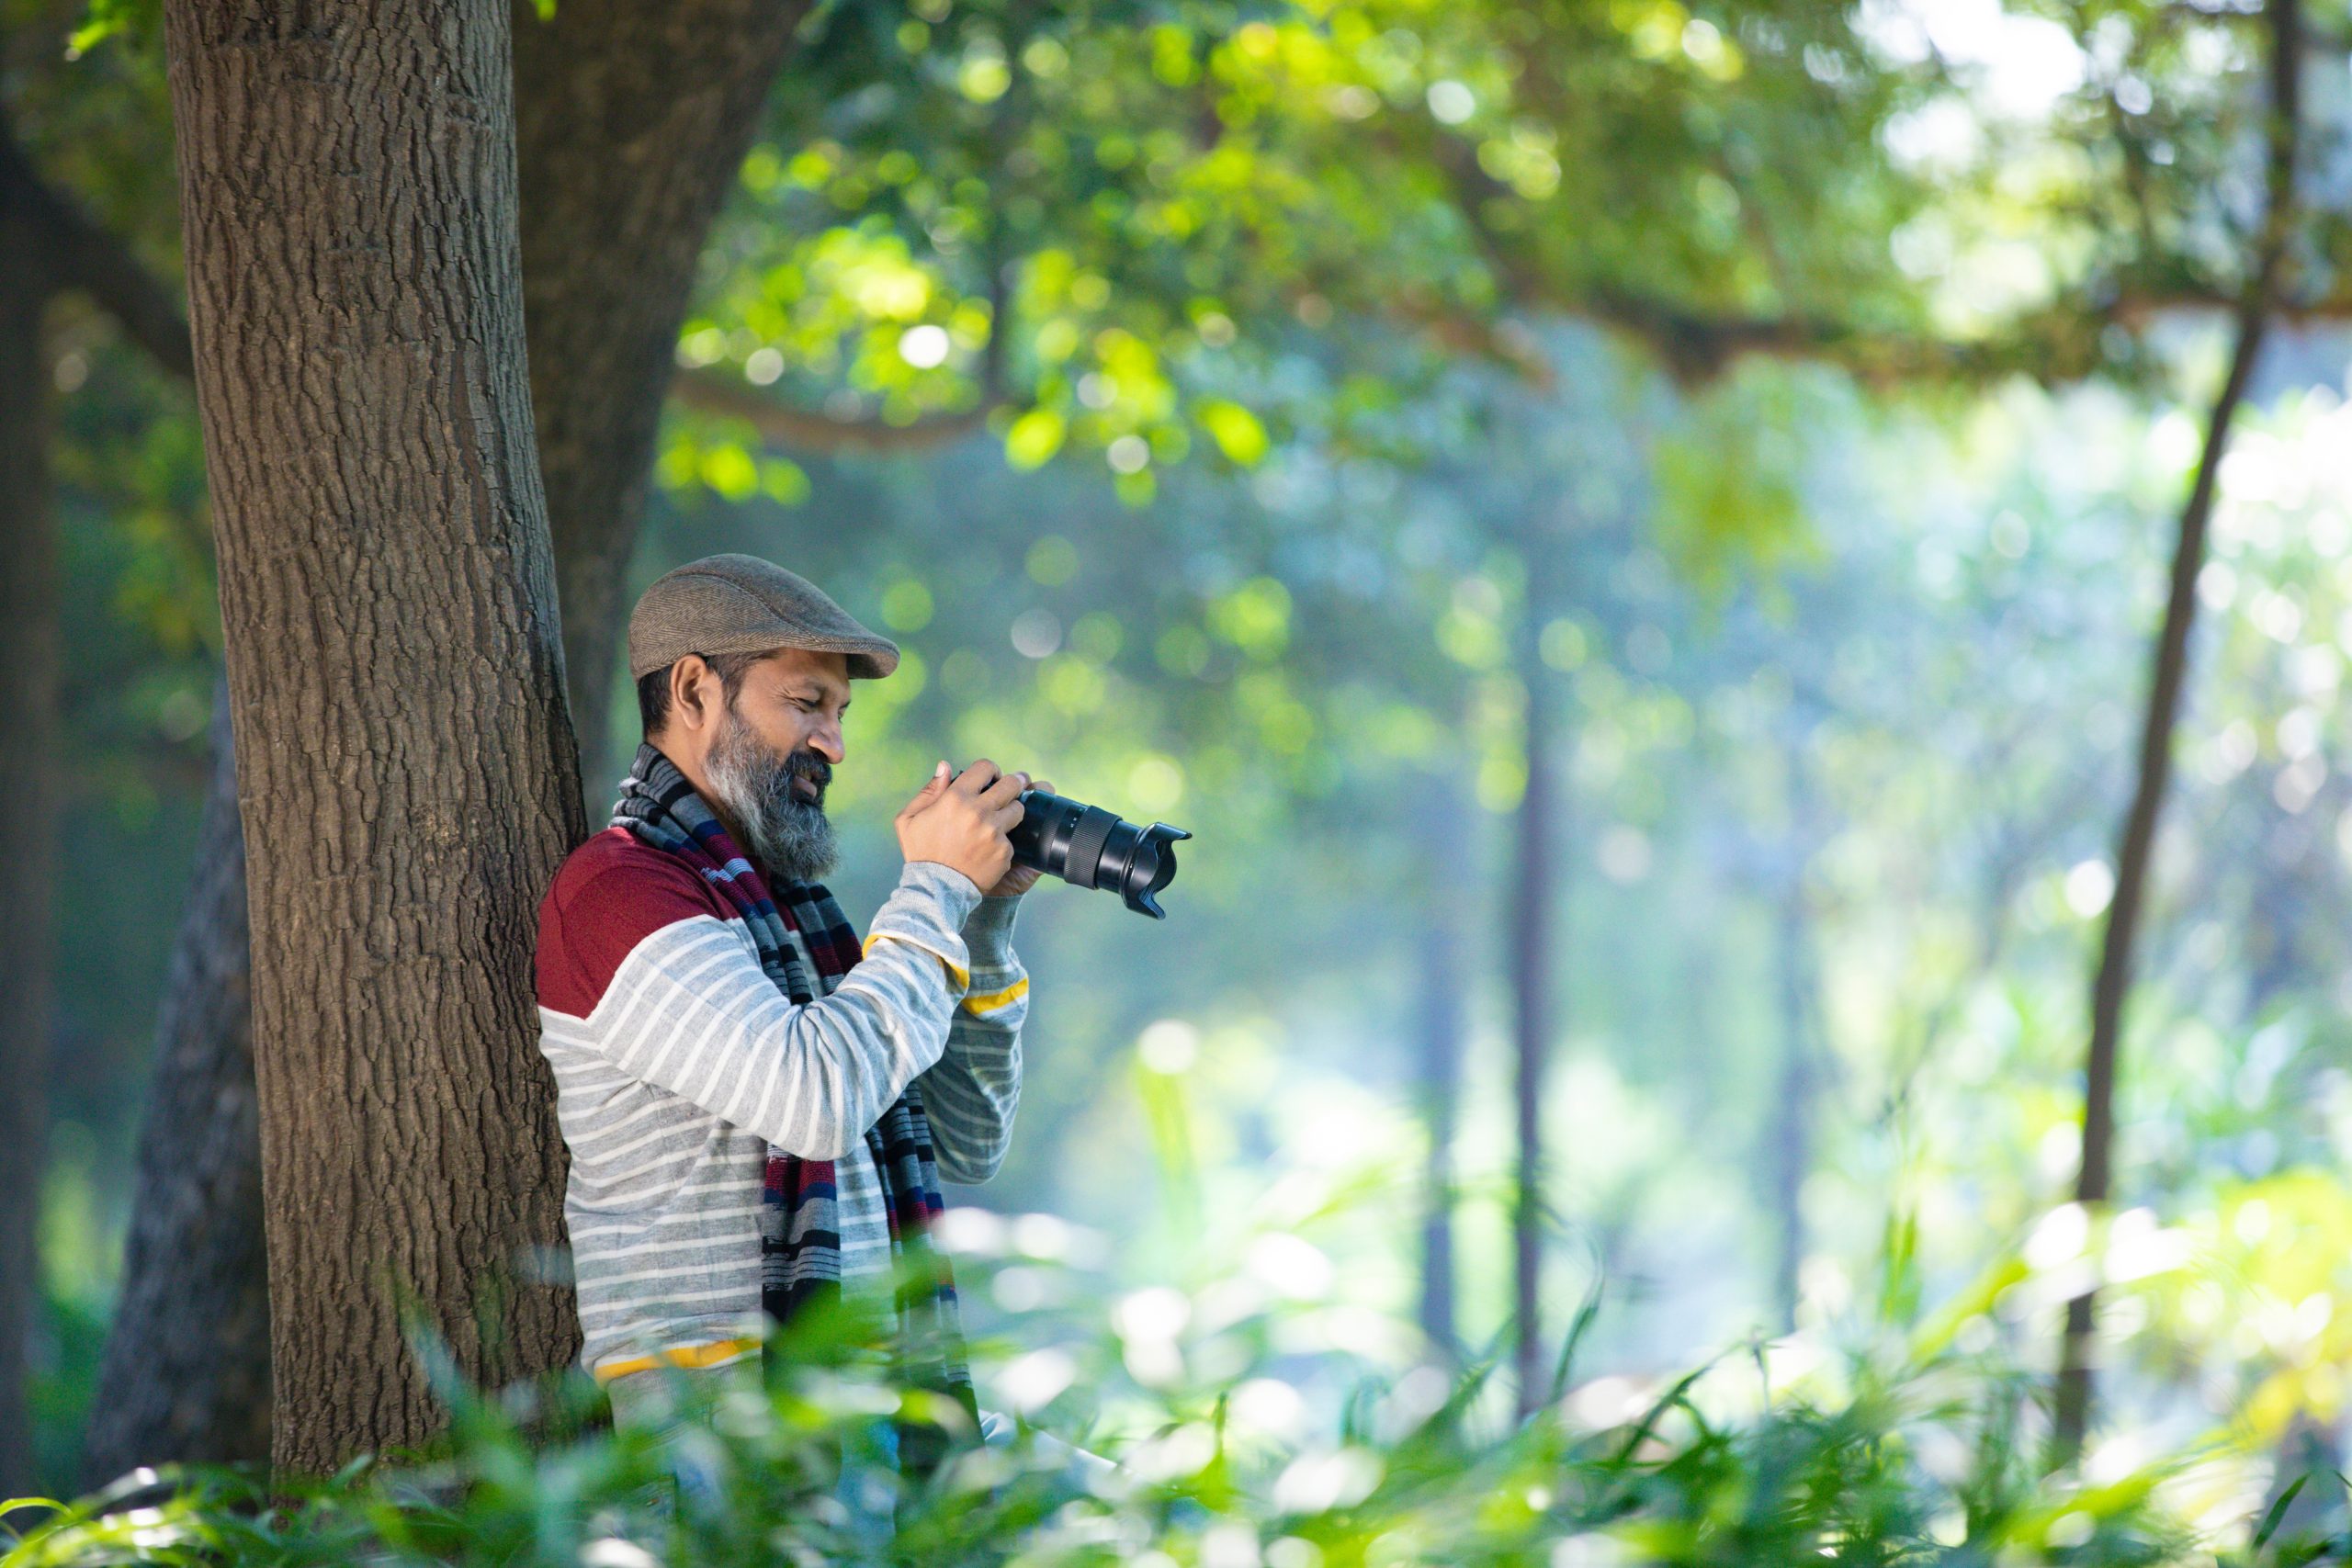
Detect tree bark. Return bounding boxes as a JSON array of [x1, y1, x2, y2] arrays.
[[81, 691, 269, 1486], [79, 0, 806, 1475], [2052, 0, 2301, 1462], [161, 0, 586, 1473], [1415, 765, 1469, 1361], [0, 125, 61, 1506], [512, 0, 803, 778], [1510, 558, 1566, 1417]]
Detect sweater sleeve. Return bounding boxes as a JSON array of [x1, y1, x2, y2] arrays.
[[547, 857, 984, 1160], [919, 893, 1027, 1183]]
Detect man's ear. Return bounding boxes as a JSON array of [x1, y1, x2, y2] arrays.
[[670, 654, 720, 735]]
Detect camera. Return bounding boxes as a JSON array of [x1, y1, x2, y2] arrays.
[[954, 767, 1191, 919]]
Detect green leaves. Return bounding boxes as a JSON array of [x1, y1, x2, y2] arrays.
[[1005, 407, 1068, 468], [1196, 399, 1271, 466]]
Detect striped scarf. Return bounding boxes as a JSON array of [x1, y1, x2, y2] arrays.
[[610, 741, 976, 1437]]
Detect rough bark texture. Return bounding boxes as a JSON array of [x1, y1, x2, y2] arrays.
[[2052, 0, 2301, 1462], [1415, 769, 1468, 1361], [161, 0, 587, 1473], [511, 0, 802, 774], [82, 0, 803, 1475], [0, 131, 60, 1506], [81, 692, 270, 1486]]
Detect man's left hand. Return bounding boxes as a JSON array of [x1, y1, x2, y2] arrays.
[[982, 777, 1052, 897]]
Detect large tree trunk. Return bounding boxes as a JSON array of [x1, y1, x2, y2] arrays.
[[1510, 569, 1565, 1417], [0, 136, 60, 1506], [1415, 767, 1469, 1360], [161, 0, 586, 1473], [512, 0, 802, 779], [86, 0, 804, 1474], [80, 692, 268, 1486]]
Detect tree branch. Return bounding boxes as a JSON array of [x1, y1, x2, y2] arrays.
[[0, 109, 192, 382], [666, 251, 1012, 455]]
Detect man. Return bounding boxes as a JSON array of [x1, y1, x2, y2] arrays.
[[533, 553, 1046, 1478]]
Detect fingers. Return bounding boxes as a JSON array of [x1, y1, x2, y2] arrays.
[[898, 760, 954, 818], [933, 759, 1036, 834], [949, 758, 1001, 797], [977, 767, 1029, 810]]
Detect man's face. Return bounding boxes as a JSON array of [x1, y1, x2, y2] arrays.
[[698, 647, 853, 885]]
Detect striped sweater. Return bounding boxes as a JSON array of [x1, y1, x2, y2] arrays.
[[534, 827, 1028, 1380]]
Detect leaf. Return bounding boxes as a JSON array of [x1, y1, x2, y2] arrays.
[[65, 0, 152, 54], [2254, 1473, 2310, 1550], [1004, 408, 1067, 469], [1196, 399, 1269, 466]]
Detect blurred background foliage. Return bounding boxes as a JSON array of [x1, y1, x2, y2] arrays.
[[13, 0, 2352, 1551]]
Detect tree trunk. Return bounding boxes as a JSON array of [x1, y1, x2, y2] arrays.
[[0, 141, 60, 1506], [512, 0, 803, 781], [2052, 304, 2270, 1461], [1510, 571, 1565, 1417], [1415, 766, 1469, 1360], [2052, 0, 2300, 1461], [1765, 744, 1823, 1333], [1767, 854, 1818, 1334], [161, 0, 586, 1473], [85, 0, 804, 1475], [80, 691, 269, 1486]]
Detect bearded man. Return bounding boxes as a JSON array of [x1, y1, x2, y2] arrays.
[[533, 553, 1046, 1482]]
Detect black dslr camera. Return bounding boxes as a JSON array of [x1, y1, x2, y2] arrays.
[[953, 767, 1191, 919]]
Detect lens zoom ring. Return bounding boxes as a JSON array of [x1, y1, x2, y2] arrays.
[[1063, 806, 1121, 887]]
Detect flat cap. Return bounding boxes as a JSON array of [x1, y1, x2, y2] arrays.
[[628, 554, 900, 681]]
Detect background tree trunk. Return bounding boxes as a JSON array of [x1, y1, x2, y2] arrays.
[[80, 691, 268, 1486], [1415, 764, 1469, 1361], [2052, 0, 2299, 1460], [161, 0, 586, 1473], [2052, 301, 2269, 1461], [512, 0, 803, 783], [1767, 746, 1822, 1334], [0, 135, 61, 1506], [1510, 547, 1566, 1416], [1767, 861, 1819, 1334]]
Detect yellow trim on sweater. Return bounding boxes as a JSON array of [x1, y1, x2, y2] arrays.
[[862, 930, 970, 991], [593, 1336, 761, 1385], [960, 976, 1029, 1015]]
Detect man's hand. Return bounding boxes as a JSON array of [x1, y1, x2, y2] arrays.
[[981, 777, 1052, 897], [895, 758, 1033, 895]]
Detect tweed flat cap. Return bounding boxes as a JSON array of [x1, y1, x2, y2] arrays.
[[628, 554, 900, 681]]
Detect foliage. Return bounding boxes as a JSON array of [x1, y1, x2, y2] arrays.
[[666, 0, 1962, 513], [4, 1217, 2346, 1568]]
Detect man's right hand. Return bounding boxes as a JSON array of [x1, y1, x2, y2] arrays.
[[896, 757, 1031, 892]]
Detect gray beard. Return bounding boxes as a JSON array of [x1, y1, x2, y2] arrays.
[[702, 710, 839, 886]]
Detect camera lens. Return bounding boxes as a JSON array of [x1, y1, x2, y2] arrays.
[[1007, 788, 1191, 919]]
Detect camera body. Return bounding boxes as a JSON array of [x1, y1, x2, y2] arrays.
[[946, 766, 1189, 918]]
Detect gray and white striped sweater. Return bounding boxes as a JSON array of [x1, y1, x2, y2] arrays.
[[535, 831, 1026, 1380]]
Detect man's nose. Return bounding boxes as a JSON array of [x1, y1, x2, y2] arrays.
[[809, 724, 845, 765]]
